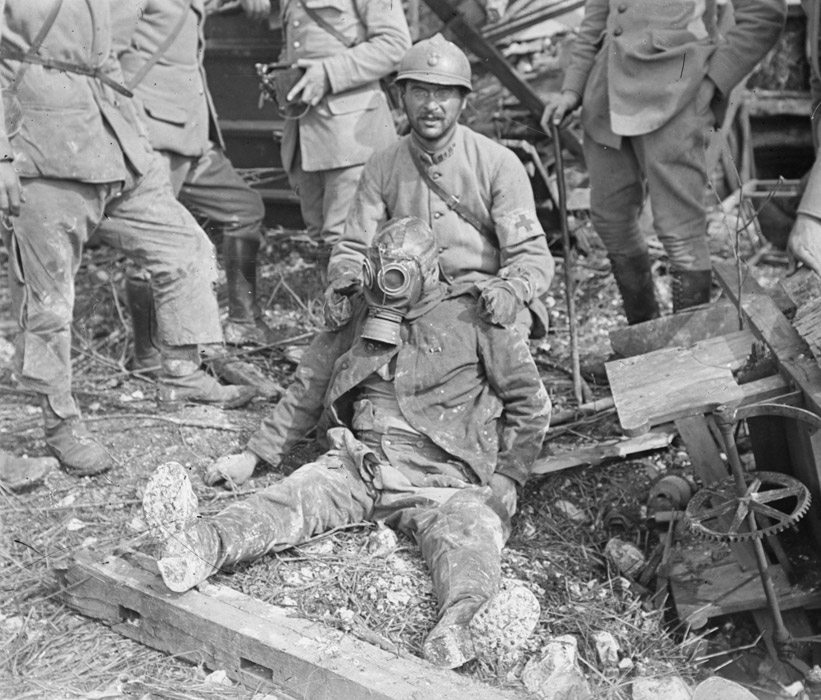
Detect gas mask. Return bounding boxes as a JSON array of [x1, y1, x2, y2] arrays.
[[361, 217, 439, 345]]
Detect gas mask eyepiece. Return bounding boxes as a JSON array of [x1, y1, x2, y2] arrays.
[[361, 217, 438, 345]]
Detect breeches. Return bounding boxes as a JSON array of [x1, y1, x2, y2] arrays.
[[287, 148, 363, 247], [162, 142, 265, 243], [584, 91, 715, 271], [212, 427, 509, 611], [3, 150, 223, 395]]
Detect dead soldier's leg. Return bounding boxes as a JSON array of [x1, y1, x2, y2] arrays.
[[96, 153, 257, 408], [408, 488, 540, 668], [144, 452, 375, 592], [3, 179, 115, 476]]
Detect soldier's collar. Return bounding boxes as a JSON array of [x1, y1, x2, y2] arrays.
[[410, 131, 457, 165]]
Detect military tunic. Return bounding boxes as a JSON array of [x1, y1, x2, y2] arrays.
[[561, 0, 786, 270], [0, 0, 223, 408], [330, 125, 555, 331], [279, 0, 410, 246], [113, 0, 263, 241]]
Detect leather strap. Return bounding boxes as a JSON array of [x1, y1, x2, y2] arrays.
[[126, 0, 195, 91], [0, 48, 133, 98], [7, 0, 65, 92], [296, 0, 358, 48], [407, 142, 496, 239]]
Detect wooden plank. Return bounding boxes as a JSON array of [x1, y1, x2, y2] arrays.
[[531, 427, 675, 475], [674, 415, 727, 486], [607, 330, 759, 436], [715, 261, 821, 417], [609, 299, 741, 358], [56, 549, 525, 700]]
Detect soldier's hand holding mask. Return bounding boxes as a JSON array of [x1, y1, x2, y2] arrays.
[[323, 271, 362, 330], [478, 277, 529, 327]]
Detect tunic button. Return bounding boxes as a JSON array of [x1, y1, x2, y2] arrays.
[[432, 172, 440, 179], [613, 27, 623, 36], [617, 4, 626, 11], [293, 20, 300, 26], [293, 41, 301, 48], [433, 212, 443, 219]]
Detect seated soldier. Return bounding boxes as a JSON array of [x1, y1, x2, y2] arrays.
[[143, 217, 552, 669]]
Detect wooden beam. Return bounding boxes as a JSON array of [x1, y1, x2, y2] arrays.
[[56, 549, 527, 700]]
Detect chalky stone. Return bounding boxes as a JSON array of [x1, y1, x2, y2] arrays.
[[143, 461, 199, 540]]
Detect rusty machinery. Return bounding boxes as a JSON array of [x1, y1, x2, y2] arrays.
[[684, 403, 818, 665]]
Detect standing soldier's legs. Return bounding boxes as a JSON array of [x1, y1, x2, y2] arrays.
[[174, 143, 274, 345], [584, 138, 660, 325], [4, 178, 116, 476], [289, 149, 362, 283], [97, 152, 257, 409], [635, 95, 714, 312]]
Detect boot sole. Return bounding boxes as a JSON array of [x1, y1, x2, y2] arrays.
[[143, 462, 199, 541]]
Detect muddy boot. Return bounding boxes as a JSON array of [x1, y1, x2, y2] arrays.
[[143, 461, 222, 592], [41, 394, 114, 476], [423, 598, 478, 668], [672, 269, 712, 313], [124, 276, 162, 376], [0, 450, 57, 491], [157, 345, 258, 409], [201, 346, 283, 399], [609, 252, 661, 325], [221, 237, 277, 346]]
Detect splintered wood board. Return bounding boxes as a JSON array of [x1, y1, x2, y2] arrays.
[[715, 260, 821, 416], [668, 541, 821, 628], [55, 548, 525, 700], [780, 268, 821, 365], [607, 329, 789, 436]]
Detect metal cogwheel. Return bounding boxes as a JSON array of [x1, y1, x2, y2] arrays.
[[685, 471, 811, 542]]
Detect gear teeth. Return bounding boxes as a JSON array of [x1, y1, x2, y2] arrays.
[[685, 472, 810, 543]]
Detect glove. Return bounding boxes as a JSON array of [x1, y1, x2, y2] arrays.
[[323, 271, 361, 330], [479, 277, 529, 327], [205, 451, 259, 488]]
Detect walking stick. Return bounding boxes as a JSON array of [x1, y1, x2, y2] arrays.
[[550, 122, 584, 405]]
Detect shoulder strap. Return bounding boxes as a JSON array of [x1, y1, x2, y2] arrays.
[[126, 0, 194, 91], [296, 0, 358, 48], [407, 142, 496, 240], [8, 0, 65, 92]]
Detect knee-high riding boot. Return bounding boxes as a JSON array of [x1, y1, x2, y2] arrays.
[[222, 236, 277, 345], [609, 252, 661, 325]]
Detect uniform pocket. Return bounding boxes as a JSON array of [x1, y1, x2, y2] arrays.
[[144, 102, 188, 126], [324, 86, 381, 115]]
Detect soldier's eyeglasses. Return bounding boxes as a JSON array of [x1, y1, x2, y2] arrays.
[[408, 85, 460, 103]]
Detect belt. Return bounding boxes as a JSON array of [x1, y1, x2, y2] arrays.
[[1, 48, 133, 98]]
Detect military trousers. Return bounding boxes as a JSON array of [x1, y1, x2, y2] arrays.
[[3, 150, 223, 398], [162, 141, 265, 243], [584, 82, 715, 272], [287, 147, 363, 249], [211, 427, 510, 615]]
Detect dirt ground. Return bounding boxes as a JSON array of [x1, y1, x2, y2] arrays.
[[1, 161, 819, 699]]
